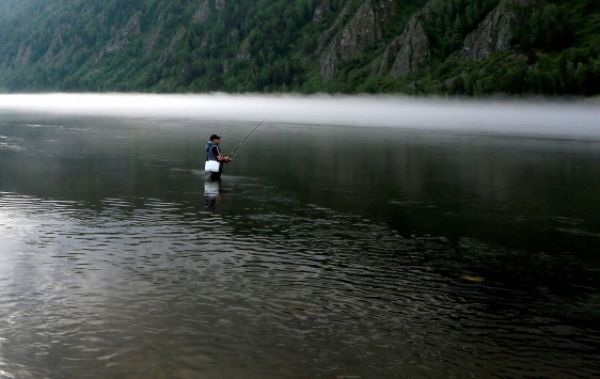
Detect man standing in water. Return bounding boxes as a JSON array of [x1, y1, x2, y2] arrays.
[[205, 134, 231, 180]]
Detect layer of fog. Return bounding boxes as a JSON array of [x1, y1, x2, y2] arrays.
[[0, 93, 598, 138]]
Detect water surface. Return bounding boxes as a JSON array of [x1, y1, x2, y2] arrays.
[[0, 111, 599, 378]]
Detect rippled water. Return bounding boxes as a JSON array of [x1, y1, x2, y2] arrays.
[[0, 113, 599, 378]]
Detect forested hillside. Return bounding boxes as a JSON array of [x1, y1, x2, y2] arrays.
[[0, 0, 598, 95]]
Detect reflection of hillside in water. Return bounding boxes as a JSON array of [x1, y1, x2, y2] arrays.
[[0, 112, 599, 378], [248, 127, 600, 253], [1, 115, 599, 257]]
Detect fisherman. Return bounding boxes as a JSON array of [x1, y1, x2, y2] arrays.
[[205, 134, 231, 180]]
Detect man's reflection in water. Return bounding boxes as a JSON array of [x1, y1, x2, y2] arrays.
[[204, 177, 224, 211]]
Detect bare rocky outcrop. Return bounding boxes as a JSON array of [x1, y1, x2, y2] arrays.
[[192, 0, 225, 24], [378, 15, 430, 77], [42, 30, 65, 64], [200, 34, 210, 48], [192, 1, 211, 24], [159, 28, 185, 63], [144, 23, 163, 53], [320, 0, 397, 80], [15, 44, 31, 66], [95, 12, 141, 62], [313, 0, 332, 23], [236, 36, 251, 60], [215, 0, 226, 11], [463, 0, 530, 60]]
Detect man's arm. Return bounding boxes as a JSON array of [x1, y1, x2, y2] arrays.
[[214, 146, 231, 162]]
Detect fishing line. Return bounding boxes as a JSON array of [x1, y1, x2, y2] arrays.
[[229, 120, 264, 159]]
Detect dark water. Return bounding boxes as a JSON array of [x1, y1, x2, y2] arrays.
[[0, 113, 599, 378]]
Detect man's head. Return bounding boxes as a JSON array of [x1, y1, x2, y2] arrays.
[[210, 134, 222, 144]]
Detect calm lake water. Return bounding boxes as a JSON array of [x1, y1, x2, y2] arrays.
[[0, 111, 599, 378]]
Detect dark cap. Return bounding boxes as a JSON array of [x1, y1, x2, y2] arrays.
[[209, 134, 221, 141]]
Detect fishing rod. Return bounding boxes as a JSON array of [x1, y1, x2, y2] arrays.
[[229, 120, 264, 159]]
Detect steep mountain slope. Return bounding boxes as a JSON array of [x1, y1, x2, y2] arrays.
[[0, 0, 598, 95]]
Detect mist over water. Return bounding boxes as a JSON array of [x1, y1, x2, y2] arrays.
[[0, 95, 599, 377], [0, 93, 598, 138]]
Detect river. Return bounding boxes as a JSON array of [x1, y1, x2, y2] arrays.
[[0, 95, 599, 378]]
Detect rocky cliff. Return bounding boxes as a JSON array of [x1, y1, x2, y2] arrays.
[[319, 0, 398, 80], [0, 0, 596, 95], [377, 13, 430, 77], [463, 0, 528, 60]]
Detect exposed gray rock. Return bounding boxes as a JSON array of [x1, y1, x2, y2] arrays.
[[320, 0, 397, 80], [378, 15, 430, 77], [442, 73, 468, 91], [159, 28, 185, 63], [317, 3, 351, 52], [125, 12, 141, 35], [320, 47, 337, 81], [144, 23, 163, 53], [200, 34, 210, 48], [463, 0, 530, 60], [313, 0, 332, 23], [236, 36, 251, 60], [15, 44, 31, 66], [215, 0, 226, 11], [192, 1, 211, 24], [95, 12, 141, 62], [42, 30, 65, 64]]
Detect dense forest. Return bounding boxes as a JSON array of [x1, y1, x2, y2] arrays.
[[0, 0, 598, 95]]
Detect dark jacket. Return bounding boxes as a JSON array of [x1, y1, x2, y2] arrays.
[[205, 142, 220, 161]]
